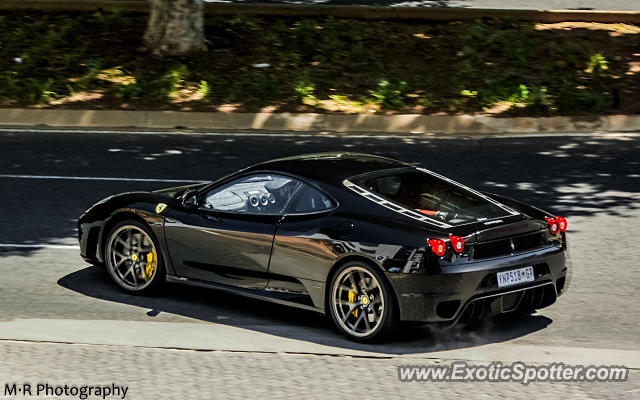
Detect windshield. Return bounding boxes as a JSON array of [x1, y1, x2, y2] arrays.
[[351, 169, 513, 226]]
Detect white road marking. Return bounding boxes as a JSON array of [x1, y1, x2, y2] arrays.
[[0, 244, 79, 249], [0, 127, 344, 138], [0, 174, 206, 183]]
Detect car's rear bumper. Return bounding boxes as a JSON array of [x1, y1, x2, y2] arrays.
[[387, 244, 569, 323]]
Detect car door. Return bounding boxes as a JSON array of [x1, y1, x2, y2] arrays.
[[163, 173, 303, 290], [267, 183, 339, 284]]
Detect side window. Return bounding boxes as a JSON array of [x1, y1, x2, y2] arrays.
[[203, 174, 302, 215], [289, 184, 336, 213]]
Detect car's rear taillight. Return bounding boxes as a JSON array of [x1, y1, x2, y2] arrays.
[[555, 216, 567, 232], [449, 235, 465, 253], [428, 239, 446, 257], [545, 217, 559, 235]]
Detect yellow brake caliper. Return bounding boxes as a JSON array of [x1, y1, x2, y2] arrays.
[[145, 251, 156, 278], [348, 290, 358, 318]]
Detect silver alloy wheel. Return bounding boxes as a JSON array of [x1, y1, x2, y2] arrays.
[[332, 266, 385, 338], [106, 225, 158, 290]]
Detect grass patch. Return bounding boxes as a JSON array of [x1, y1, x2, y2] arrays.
[[0, 11, 639, 115]]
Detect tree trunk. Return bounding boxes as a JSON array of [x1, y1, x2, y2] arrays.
[[142, 0, 207, 57]]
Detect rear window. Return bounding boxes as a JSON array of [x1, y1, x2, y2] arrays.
[[351, 169, 512, 226]]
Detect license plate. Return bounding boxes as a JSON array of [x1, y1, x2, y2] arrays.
[[496, 266, 534, 288]]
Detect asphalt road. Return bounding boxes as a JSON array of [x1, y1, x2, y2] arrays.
[[0, 128, 639, 398], [208, 0, 640, 11]]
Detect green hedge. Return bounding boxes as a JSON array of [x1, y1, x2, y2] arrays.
[[1, 11, 639, 115]]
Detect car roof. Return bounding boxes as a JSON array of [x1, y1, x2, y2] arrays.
[[245, 152, 411, 185]]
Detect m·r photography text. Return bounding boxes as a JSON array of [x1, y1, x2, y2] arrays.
[[4, 383, 128, 399]]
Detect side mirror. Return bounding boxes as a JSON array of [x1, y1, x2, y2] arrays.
[[182, 189, 199, 208]]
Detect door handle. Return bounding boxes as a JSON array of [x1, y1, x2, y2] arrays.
[[204, 214, 222, 222]]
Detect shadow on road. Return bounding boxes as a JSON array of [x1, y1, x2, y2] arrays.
[[58, 265, 552, 355]]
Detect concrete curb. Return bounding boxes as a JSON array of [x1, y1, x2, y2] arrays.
[[1, 1, 639, 23], [2, 108, 640, 135]]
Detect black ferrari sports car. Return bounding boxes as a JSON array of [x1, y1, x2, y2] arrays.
[[79, 152, 569, 342]]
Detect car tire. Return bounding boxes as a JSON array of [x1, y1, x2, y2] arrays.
[[328, 261, 397, 342], [104, 219, 165, 294]]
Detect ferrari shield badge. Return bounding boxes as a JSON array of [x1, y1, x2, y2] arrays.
[[155, 203, 167, 214]]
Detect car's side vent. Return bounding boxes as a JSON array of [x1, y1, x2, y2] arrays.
[[86, 226, 101, 259]]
